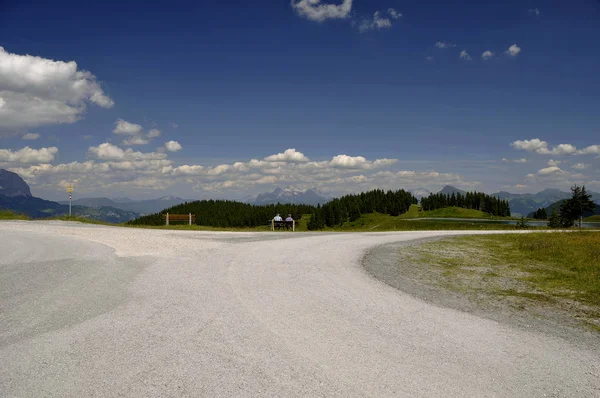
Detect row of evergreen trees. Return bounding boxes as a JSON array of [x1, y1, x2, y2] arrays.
[[128, 189, 418, 229], [420, 191, 511, 217], [531, 208, 548, 220], [127, 200, 314, 228], [307, 189, 417, 230]]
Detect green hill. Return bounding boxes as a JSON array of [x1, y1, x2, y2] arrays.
[[584, 215, 600, 222], [400, 205, 497, 219]]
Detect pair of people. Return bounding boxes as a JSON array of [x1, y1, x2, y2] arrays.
[[274, 214, 293, 222]]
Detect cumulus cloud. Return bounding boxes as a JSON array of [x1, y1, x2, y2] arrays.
[[460, 50, 472, 61], [122, 136, 149, 146], [577, 145, 600, 155], [147, 129, 161, 138], [114, 119, 162, 146], [0, 47, 113, 133], [482, 51, 495, 60], [264, 148, 309, 163], [547, 159, 561, 167], [537, 166, 564, 176], [506, 44, 521, 57], [88, 143, 125, 161], [529, 8, 540, 16], [22, 133, 40, 140], [12, 147, 480, 201], [0, 146, 58, 164], [114, 119, 143, 135], [291, 0, 353, 22], [165, 141, 182, 152], [511, 138, 597, 156], [88, 143, 168, 161]]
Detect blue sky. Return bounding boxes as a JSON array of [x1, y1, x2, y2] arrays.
[[1, 0, 599, 200]]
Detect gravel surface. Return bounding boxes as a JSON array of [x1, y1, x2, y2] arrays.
[[1, 221, 599, 397]]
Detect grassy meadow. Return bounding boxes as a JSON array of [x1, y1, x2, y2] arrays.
[[403, 232, 600, 331], [0, 210, 28, 220]]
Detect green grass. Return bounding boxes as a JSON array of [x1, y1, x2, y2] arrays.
[[399, 205, 497, 219], [316, 211, 522, 232], [406, 232, 600, 330], [584, 215, 600, 222], [0, 210, 29, 220]]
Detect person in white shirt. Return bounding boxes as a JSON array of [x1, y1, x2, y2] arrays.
[[273, 214, 283, 221]]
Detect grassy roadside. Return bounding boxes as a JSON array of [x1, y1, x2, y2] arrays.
[[0, 210, 29, 220], [402, 232, 600, 332]]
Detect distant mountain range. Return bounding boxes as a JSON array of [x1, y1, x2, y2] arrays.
[[438, 185, 467, 196], [409, 188, 432, 200], [436, 185, 600, 217], [245, 187, 330, 206], [4, 167, 599, 222], [59, 196, 190, 215], [527, 199, 600, 219], [0, 169, 139, 222]]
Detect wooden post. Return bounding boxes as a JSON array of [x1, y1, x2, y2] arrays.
[[189, 213, 192, 226], [293, 220, 295, 232], [271, 219, 274, 231], [166, 213, 169, 226]]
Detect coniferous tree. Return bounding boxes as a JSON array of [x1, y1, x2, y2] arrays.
[[548, 208, 561, 228]]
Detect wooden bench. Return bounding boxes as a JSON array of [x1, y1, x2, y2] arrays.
[[271, 220, 295, 231], [163, 213, 195, 226]]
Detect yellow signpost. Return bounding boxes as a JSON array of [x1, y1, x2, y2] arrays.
[[66, 185, 74, 216]]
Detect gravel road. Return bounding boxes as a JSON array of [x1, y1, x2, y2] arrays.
[[1, 221, 598, 397]]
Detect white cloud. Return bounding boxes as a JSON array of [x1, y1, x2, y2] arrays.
[[0, 47, 113, 133], [328, 154, 397, 169], [436, 41, 455, 49], [529, 8, 540, 16], [264, 148, 309, 163], [547, 159, 561, 166], [511, 138, 548, 152], [114, 120, 162, 146], [577, 145, 600, 155], [147, 129, 161, 138], [88, 143, 125, 161], [113, 119, 143, 136], [165, 141, 182, 152], [460, 50, 472, 61], [11, 146, 484, 200], [0, 146, 58, 164], [571, 163, 589, 170], [291, 0, 353, 22], [482, 51, 495, 60], [506, 44, 521, 57], [388, 8, 402, 20], [122, 136, 149, 146], [22, 133, 40, 140], [502, 158, 528, 164], [511, 138, 583, 156], [358, 10, 398, 32], [537, 166, 564, 176]]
